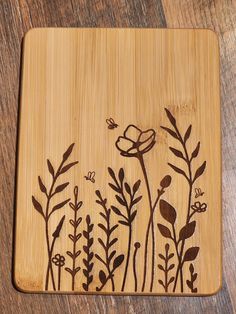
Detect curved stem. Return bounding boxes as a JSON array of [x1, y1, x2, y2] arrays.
[[133, 244, 140, 292], [138, 154, 155, 292], [58, 266, 61, 291], [121, 225, 132, 291]]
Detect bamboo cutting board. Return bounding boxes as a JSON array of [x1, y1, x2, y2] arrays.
[[15, 28, 221, 295]]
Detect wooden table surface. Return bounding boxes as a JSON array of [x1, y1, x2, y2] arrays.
[[0, 0, 235, 313]]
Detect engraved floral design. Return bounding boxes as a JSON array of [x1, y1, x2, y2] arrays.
[[191, 201, 207, 213], [52, 254, 65, 267], [115, 125, 156, 157], [115, 124, 171, 292]]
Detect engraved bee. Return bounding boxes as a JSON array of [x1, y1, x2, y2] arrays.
[[195, 187, 204, 198], [106, 118, 118, 130], [84, 171, 95, 183]]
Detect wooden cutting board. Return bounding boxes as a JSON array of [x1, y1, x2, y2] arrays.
[[15, 28, 221, 295]]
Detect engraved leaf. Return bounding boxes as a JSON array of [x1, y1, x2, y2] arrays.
[[168, 264, 175, 271], [98, 223, 107, 233], [115, 195, 126, 206], [124, 182, 131, 195], [160, 199, 176, 225], [158, 279, 165, 287], [54, 182, 69, 194], [108, 238, 118, 248], [32, 196, 44, 218], [168, 163, 188, 180], [165, 108, 176, 126], [132, 195, 142, 206], [108, 250, 116, 262], [158, 254, 165, 260], [113, 254, 124, 270], [51, 198, 70, 214], [83, 230, 88, 239], [47, 159, 54, 177], [183, 247, 199, 262], [99, 212, 107, 220], [110, 224, 118, 234], [60, 161, 78, 174], [133, 179, 141, 194], [95, 189, 102, 199], [75, 266, 81, 273], [193, 161, 206, 182], [111, 206, 122, 216], [191, 142, 200, 159], [179, 221, 196, 241], [168, 277, 175, 285], [189, 263, 194, 274], [161, 126, 179, 140], [52, 215, 65, 238], [130, 210, 137, 222], [88, 223, 94, 233], [69, 234, 75, 242], [86, 215, 91, 225], [98, 238, 106, 250], [88, 275, 93, 284], [108, 183, 120, 193], [66, 251, 73, 258], [38, 176, 47, 194], [158, 264, 165, 271], [169, 147, 184, 159], [63, 143, 75, 162], [118, 168, 124, 183], [69, 219, 75, 227], [99, 270, 106, 284], [75, 250, 81, 258], [118, 220, 130, 226], [184, 125, 192, 143], [95, 254, 106, 266], [65, 267, 73, 275], [157, 224, 172, 239], [108, 167, 116, 182]]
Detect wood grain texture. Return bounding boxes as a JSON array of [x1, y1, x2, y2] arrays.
[[0, 0, 235, 313], [15, 28, 221, 295]]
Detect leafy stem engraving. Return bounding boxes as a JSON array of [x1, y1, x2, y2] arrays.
[[161, 109, 206, 292], [108, 167, 141, 291], [95, 190, 124, 291], [32, 143, 78, 291], [82, 215, 94, 291], [65, 186, 82, 291]]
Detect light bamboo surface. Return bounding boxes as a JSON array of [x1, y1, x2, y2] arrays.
[[15, 28, 221, 295]]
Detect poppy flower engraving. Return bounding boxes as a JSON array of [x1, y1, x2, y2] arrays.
[[115, 125, 156, 157]]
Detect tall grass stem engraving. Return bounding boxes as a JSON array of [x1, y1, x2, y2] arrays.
[[108, 167, 142, 291], [32, 143, 78, 290], [95, 190, 124, 291], [65, 186, 82, 291], [161, 108, 206, 292]]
